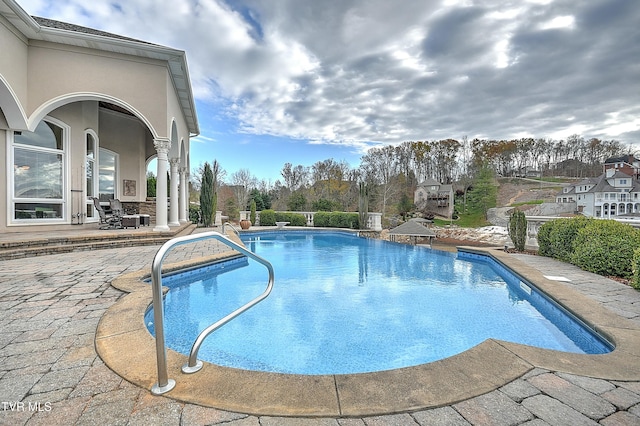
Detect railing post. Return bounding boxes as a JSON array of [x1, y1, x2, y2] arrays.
[[150, 243, 175, 395], [148, 231, 274, 392]]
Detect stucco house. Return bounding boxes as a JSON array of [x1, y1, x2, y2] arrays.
[[1, 0, 198, 233], [413, 178, 454, 219], [556, 169, 640, 218]]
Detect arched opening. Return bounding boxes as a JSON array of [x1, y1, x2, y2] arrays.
[[0, 75, 27, 129]]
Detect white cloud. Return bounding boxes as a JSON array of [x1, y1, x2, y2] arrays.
[[539, 15, 575, 30], [20, 0, 640, 149]]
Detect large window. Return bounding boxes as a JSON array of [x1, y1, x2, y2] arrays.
[[98, 148, 118, 203], [11, 119, 66, 221]]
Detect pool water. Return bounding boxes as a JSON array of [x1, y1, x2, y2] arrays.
[[146, 231, 611, 375]]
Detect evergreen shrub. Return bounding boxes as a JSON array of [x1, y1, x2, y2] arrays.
[[275, 212, 307, 226], [260, 209, 276, 226], [571, 220, 640, 279], [189, 205, 200, 224], [250, 200, 256, 225], [508, 210, 527, 251], [314, 212, 359, 229], [633, 248, 640, 290], [537, 216, 590, 261]]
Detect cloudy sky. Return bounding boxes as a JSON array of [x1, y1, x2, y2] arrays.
[[20, 0, 640, 182]]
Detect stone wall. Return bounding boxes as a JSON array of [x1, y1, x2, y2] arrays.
[[121, 198, 156, 224]]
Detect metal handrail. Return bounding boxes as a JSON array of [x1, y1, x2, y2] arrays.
[[150, 231, 274, 395], [222, 221, 240, 237]]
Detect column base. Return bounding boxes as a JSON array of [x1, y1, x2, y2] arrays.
[[153, 225, 171, 232]]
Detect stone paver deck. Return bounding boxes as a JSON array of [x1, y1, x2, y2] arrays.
[[0, 229, 639, 425]]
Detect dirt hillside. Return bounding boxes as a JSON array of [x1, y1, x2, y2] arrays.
[[496, 177, 564, 208]]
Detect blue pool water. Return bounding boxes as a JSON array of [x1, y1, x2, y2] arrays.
[[146, 231, 612, 375]]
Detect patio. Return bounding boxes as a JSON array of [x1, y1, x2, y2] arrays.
[[0, 229, 640, 424]]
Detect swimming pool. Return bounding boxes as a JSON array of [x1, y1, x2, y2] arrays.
[[146, 230, 612, 375]]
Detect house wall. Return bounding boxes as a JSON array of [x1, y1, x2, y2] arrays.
[[1, 3, 196, 233], [0, 14, 28, 129], [165, 77, 191, 171], [26, 41, 169, 138], [0, 129, 6, 224]]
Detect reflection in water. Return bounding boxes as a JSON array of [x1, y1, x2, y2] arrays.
[[147, 231, 611, 375]]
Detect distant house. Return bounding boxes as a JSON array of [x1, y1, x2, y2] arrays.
[[556, 169, 640, 218], [414, 178, 454, 218], [1, 0, 198, 233], [604, 154, 639, 181]]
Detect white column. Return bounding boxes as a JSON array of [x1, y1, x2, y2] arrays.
[[168, 158, 180, 226], [179, 167, 188, 223], [153, 139, 171, 232]]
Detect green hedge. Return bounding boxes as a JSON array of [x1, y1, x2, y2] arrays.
[[537, 216, 590, 261], [259, 209, 276, 226], [633, 248, 640, 290], [571, 220, 640, 279], [314, 211, 359, 229], [259, 210, 306, 226], [275, 212, 307, 226], [538, 217, 640, 280]]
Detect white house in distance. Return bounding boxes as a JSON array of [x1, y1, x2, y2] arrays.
[[0, 0, 198, 233], [556, 168, 640, 218], [414, 178, 454, 219]]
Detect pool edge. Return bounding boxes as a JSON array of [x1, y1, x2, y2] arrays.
[[96, 246, 640, 417]]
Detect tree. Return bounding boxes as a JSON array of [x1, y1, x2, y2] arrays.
[[199, 162, 214, 227], [281, 163, 309, 191], [249, 199, 257, 225], [397, 193, 414, 221], [146, 172, 156, 197], [358, 182, 369, 230], [508, 210, 527, 251], [467, 166, 497, 218], [359, 145, 401, 216], [288, 192, 307, 211], [230, 168, 256, 211]]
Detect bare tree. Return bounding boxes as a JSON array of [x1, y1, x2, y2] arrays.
[[281, 163, 309, 191], [230, 168, 257, 211]]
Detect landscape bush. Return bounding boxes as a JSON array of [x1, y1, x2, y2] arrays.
[[189, 205, 201, 224], [632, 248, 640, 290], [508, 210, 527, 251], [275, 212, 307, 226], [537, 216, 590, 261], [538, 216, 640, 280], [249, 200, 256, 225], [314, 211, 359, 229], [571, 220, 640, 279], [259, 209, 276, 226]]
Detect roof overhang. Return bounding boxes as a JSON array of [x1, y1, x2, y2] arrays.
[[0, 0, 199, 135]]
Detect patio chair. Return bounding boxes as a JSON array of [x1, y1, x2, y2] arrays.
[[109, 199, 124, 216], [92, 197, 122, 229]]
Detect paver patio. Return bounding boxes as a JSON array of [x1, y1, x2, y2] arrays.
[[0, 230, 639, 425]]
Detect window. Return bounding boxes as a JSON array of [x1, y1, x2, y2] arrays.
[[98, 148, 118, 203], [11, 119, 66, 221], [85, 132, 98, 219]]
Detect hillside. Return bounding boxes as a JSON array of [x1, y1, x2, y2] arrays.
[[496, 177, 567, 208]]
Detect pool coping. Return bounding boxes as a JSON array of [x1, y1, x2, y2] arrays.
[[95, 245, 640, 417]]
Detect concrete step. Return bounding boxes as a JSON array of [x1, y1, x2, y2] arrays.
[[0, 223, 199, 260]]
